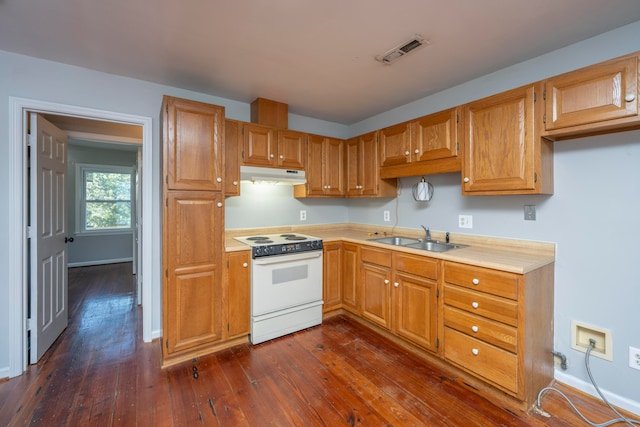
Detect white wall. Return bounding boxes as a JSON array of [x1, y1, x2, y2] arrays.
[[1, 18, 639, 412]]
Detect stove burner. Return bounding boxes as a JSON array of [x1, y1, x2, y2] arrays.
[[247, 236, 270, 241], [284, 236, 307, 241]]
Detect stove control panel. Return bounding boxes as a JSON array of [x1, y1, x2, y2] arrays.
[[252, 240, 323, 258]]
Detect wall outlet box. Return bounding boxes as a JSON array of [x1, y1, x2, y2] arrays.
[[458, 215, 472, 229], [571, 320, 613, 361], [299, 210, 306, 221], [383, 210, 390, 222]]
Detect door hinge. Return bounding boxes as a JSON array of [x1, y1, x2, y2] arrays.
[[436, 288, 439, 298], [26, 226, 32, 239], [456, 142, 459, 153], [534, 172, 538, 183], [27, 134, 35, 147], [227, 323, 230, 332], [543, 90, 546, 101], [165, 104, 168, 114], [456, 114, 459, 123], [165, 339, 168, 349], [27, 318, 33, 331], [165, 198, 168, 207], [534, 92, 537, 102], [165, 269, 168, 278], [543, 113, 547, 124], [436, 338, 439, 348], [165, 176, 168, 184]]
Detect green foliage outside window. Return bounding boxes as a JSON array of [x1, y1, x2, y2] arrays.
[[83, 170, 132, 231]]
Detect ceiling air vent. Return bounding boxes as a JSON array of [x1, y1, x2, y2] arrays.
[[375, 34, 430, 64]]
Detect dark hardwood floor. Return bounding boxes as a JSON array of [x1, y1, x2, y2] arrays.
[[1, 262, 637, 426]]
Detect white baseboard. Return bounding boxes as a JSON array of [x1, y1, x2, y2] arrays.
[[554, 370, 640, 417], [68, 257, 133, 268], [0, 366, 9, 380]]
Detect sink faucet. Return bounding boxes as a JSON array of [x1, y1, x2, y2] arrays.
[[421, 225, 431, 241]]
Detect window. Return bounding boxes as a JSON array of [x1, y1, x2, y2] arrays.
[[77, 164, 134, 234]]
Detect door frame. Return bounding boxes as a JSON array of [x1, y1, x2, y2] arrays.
[[8, 97, 154, 377]]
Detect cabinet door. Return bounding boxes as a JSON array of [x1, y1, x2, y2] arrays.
[[345, 137, 363, 196], [324, 137, 345, 196], [412, 108, 458, 162], [359, 131, 380, 196], [224, 119, 241, 196], [394, 272, 438, 352], [163, 96, 224, 191], [323, 243, 342, 311], [361, 262, 392, 329], [277, 130, 306, 169], [545, 56, 638, 130], [226, 251, 250, 338], [379, 122, 411, 167], [341, 243, 360, 313], [463, 85, 537, 193], [243, 123, 274, 166], [164, 191, 223, 356], [305, 134, 327, 196]]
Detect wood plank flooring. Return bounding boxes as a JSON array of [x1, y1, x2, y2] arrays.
[[1, 262, 637, 426]]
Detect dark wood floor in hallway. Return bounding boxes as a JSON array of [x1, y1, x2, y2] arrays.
[[1, 262, 637, 426]]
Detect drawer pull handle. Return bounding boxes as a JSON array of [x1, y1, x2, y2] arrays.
[[472, 278, 479, 285], [471, 301, 479, 309], [471, 325, 479, 333], [242, 262, 248, 268], [472, 348, 479, 356]]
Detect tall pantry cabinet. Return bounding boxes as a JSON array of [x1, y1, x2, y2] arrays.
[[161, 96, 226, 364]]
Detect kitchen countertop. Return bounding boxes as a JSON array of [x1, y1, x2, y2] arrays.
[[225, 223, 555, 274]]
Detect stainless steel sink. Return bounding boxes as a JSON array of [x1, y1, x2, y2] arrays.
[[404, 240, 468, 253], [368, 236, 421, 246], [369, 235, 468, 252]]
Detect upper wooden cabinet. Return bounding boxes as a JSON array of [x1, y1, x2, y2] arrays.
[[346, 131, 396, 198], [543, 54, 639, 138], [242, 123, 306, 169], [379, 108, 461, 179], [162, 96, 224, 192], [294, 134, 344, 197], [462, 83, 553, 196], [224, 119, 241, 196]]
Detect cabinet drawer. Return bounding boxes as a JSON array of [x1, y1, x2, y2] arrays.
[[444, 306, 517, 353], [444, 328, 517, 394], [444, 262, 519, 300], [394, 253, 438, 280], [444, 285, 518, 327], [361, 246, 392, 267]]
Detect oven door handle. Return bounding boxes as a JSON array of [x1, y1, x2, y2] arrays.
[[253, 251, 322, 265]]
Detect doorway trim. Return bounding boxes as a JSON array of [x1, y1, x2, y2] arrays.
[[8, 97, 154, 377]]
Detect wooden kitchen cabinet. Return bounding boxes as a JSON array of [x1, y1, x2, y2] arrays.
[[345, 131, 396, 198], [442, 261, 554, 405], [163, 96, 224, 192], [163, 191, 224, 357], [393, 253, 439, 353], [543, 54, 639, 139], [360, 246, 392, 329], [224, 119, 241, 196], [323, 242, 343, 312], [294, 134, 344, 197], [224, 251, 250, 338], [242, 123, 306, 169], [379, 108, 461, 179], [462, 83, 554, 195], [341, 242, 360, 314]]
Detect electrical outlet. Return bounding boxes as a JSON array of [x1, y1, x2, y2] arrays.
[[299, 210, 306, 221], [458, 215, 472, 229], [524, 205, 536, 220], [383, 210, 390, 222], [630, 346, 640, 371]]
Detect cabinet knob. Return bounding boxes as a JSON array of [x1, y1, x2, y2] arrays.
[[394, 282, 399, 288], [625, 93, 636, 102], [471, 325, 479, 333], [472, 278, 479, 285], [233, 180, 238, 186], [242, 262, 248, 268], [279, 154, 284, 159], [471, 301, 479, 309], [404, 150, 410, 156], [471, 348, 479, 356], [217, 202, 223, 208], [414, 149, 419, 154], [384, 279, 390, 284], [463, 177, 470, 183], [216, 177, 222, 183], [270, 154, 275, 158]]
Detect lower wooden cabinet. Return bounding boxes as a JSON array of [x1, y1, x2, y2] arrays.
[[341, 243, 360, 314], [442, 261, 554, 404], [323, 242, 343, 312], [224, 251, 250, 338], [360, 246, 393, 329]]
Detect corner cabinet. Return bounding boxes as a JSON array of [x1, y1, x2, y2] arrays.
[[462, 83, 554, 195], [161, 96, 226, 364], [323, 242, 343, 312], [345, 131, 396, 198]]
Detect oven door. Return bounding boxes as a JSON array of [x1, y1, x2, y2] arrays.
[[251, 251, 323, 316]]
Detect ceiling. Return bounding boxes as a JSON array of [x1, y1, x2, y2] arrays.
[[2, 1, 640, 125]]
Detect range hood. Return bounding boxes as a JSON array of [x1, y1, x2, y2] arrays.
[[240, 166, 306, 185]]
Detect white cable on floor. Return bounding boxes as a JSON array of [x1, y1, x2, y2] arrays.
[[535, 341, 640, 426]]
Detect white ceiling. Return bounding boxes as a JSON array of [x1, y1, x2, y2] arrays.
[[2, 0, 640, 125]]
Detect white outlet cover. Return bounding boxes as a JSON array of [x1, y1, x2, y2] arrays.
[[630, 346, 640, 371], [300, 210, 307, 221]]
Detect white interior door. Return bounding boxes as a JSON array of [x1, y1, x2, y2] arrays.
[[30, 113, 69, 364], [135, 148, 143, 304]]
